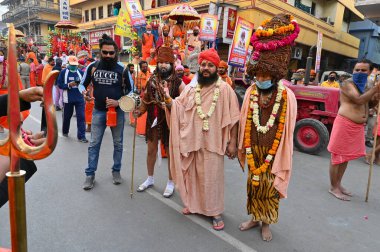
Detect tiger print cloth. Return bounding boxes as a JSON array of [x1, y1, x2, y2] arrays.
[[246, 89, 285, 224]]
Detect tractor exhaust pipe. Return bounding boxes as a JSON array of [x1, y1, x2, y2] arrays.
[[304, 45, 317, 86]]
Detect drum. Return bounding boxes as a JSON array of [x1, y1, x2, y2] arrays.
[[119, 93, 141, 112]]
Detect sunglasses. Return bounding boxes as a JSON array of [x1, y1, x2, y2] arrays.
[[101, 50, 115, 56]]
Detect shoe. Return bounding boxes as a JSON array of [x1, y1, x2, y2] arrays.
[[366, 141, 373, 148], [137, 178, 154, 192], [112, 171, 123, 185], [62, 133, 68, 137], [55, 106, 62, 111], [83, 175, 95, 190], [163, 181, 175, 198], [78, 138, 89, 143]]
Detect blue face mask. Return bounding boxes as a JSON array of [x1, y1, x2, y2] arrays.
[[256, 80, 273, 90], [352, 72, 368, 94]]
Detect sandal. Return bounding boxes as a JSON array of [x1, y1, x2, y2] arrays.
[[137, 182, 153, 192], [212, 217, 225, 231]]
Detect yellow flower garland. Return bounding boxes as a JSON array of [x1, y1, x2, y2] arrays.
[[244, 85, 287, 187]]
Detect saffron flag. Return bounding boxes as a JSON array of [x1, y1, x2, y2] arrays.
[[228, 17, 254, 68]]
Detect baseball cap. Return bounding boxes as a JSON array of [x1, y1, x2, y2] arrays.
[[68, 56, 79, 66]]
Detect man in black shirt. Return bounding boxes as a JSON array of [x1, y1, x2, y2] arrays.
[[79, 34, 133, 190]]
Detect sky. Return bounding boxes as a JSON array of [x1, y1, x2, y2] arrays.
[[0, 1, 8, 21]]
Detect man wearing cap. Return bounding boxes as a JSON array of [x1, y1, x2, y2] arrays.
[[218, 60, 233, 88], [142, 25, 156, 60], [134, 46, 185, 198], [18, 56, 30, 89], [160, 48, 240, 231], [57, 55, 87, 143]]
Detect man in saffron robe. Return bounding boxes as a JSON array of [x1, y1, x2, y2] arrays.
[[218, 60, 233, 88], [237, 14, 298, 241], [142, 25, 156, 60], [161, 48, 240, 231]]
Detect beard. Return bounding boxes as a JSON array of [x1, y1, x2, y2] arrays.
[[157, 64, 173, 79], [198, 70, 219, 86], [101, 56, 117, 69]]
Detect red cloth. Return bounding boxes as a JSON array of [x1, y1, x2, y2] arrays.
[[198, 48, 220, 68], [182, 75, 191, 85], [327, 114, 366, 165]]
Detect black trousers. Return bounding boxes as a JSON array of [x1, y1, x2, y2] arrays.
[[0, 159, 37, 208]]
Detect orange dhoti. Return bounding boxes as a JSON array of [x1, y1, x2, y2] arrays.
[[85, 101, 94, 124]]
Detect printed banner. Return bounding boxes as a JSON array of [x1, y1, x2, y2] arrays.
[[315, 32, 323, 72], [60, 0, 70, 21], [199, 14, 218, 42], [228, 17, 254, 67], [115, 1, 134, 37], [89, 28, 114, 45], [227, 9, 237, 39], [124, 0, 146, 27]]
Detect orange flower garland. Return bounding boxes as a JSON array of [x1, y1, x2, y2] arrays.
[[255, 16, 295, 38], [244, 85, 287, 187]]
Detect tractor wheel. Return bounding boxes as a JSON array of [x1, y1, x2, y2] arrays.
[[294, 118, 329, 155]]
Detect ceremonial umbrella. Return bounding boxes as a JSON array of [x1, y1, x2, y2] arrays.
[[54, 20, 79, 30], [15, 29, 26, 38], [168, 4, 201, 21]]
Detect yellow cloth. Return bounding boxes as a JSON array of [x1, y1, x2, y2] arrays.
[[321, 80, 340, 88]]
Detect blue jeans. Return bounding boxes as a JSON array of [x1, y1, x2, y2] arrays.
[[85, 108, 125, 176], [63, 101, 86, 140]]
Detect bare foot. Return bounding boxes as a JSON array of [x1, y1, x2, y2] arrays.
[[339, 185, 352, 197], [261, 223, 272, 242], [239, 219, 259, 231], [329, 188, 350, 201], [182, 207, 191, 215], [365, 153, 371, 164]]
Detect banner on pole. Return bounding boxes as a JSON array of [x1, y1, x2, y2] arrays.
[[115, 1, 134, 37], [226, 9, 237, 39], [124, 0, 146, 27], [228, 17, 254, 68], [199, 14, 218, 42], [315, 32, 323, 72], [60, 0, 70, 21]]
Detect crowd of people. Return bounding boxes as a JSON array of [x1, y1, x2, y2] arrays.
[[1, 12, 380, 243]]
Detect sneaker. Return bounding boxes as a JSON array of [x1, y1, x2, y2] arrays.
[[55, 106, 62, 111], [63, 133, 68, 137], [366, 140, 373, 148], [83, 175, 95, 190], [78, 138, 89, 143], [112, 171, 123, 185]]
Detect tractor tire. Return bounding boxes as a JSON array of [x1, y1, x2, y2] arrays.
[[294, 118, 329, 155]]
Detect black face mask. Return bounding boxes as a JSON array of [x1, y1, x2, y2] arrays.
[[310, 77, 315, 81], [328, 76, 335, 81], [193, 32, 199, 36]]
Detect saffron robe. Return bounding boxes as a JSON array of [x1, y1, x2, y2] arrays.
[[167, 80, 240, 216]]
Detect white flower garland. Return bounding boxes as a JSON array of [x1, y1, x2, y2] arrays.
[[250, 82, 285, 134], [195, 78, 221, 131]]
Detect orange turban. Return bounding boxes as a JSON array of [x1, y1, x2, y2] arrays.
[[198, 48, 220, 68], [146, 24, 152, 29], [219, 60, 228, 69], [157, 47, 174, 63]]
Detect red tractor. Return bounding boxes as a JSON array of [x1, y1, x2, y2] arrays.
[[284, 82, 339, 154]]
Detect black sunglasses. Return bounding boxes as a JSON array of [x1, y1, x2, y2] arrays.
[[101, 50, 115, 56]]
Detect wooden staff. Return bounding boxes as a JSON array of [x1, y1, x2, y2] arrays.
[[130, 108, 137, 199], [366, 82, 380, 202]]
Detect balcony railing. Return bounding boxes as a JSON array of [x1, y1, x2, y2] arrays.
[[2, 0, 81, 22]]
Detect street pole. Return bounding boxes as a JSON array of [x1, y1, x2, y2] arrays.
[[304, 45, 316, 85]]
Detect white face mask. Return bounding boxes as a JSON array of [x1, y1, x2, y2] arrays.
[[147, 30, 152, 34], [0, 56, 4, 62]]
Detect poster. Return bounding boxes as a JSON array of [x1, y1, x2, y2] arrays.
[[227, 9, 237, 39], [60, 0, 70, 21], [89, 28, 114, 45], [228, 17, 254, 68], [315, 32, 323, 72], [124, 0, 146, 27], [199, 14, 218, 42], [115, 1, 134, 37]]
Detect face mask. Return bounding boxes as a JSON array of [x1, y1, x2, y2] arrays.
[[0, 56, 4, 62], [328, 76, 335, 81], [147, 30, 151, 34], [193, 32, 199, 36], [163, 32, 169, 37], [68, 65, 78, 72], [352, 72, 368, 94], [256, 80, 273, 90]]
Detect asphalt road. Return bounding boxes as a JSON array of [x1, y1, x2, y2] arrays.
[[0, 103, 379, 252]]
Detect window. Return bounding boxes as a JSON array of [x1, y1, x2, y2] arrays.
[[158, 0, 168, 7], [99, 6, 104, 19], [311, 2, 316, 16], [114, 2, 121, 16], [91, 8, 96, 21], [85, 10, 89, 22], [295, 0, 311, 14], [107, 4, 113, 17]]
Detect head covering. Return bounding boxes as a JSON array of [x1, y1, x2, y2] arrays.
[[146, 24, 152, 29], [176, 65, 184, 71], [184, 68, 190, 73], [310, 70, 316, 75], [219, 60, 228, 69], [198, 48, 220, 68], [157, 47, 175, 63], [247, 13, 300, 83], [77, 50, 89, 58], [68, 56, 79, 66]]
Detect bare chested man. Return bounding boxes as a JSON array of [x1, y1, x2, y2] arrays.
[[327, 59, 380, 201]]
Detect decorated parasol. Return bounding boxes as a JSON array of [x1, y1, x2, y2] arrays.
[[169, 4, 201, 21], [15, 29, 26, 38], [54, 20, 79, 30]]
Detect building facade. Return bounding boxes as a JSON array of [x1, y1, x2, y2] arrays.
[[1, 0, 81, 49]]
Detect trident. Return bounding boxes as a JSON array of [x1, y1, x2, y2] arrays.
[[0, 24, 59, 251]]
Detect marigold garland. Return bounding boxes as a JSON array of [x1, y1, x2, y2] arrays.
[[244, 84, 287, 187]]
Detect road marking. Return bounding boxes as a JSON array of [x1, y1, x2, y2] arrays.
[[30, 112, 256, 251], [146, 189, 257, 252], [28, 114, 64, 138]]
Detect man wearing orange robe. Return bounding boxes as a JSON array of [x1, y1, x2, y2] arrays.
[[134, 60, 151, 136], [218, 60, 233, 88], [162, 49, 240, 231], [142, 25, 156, 60]]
